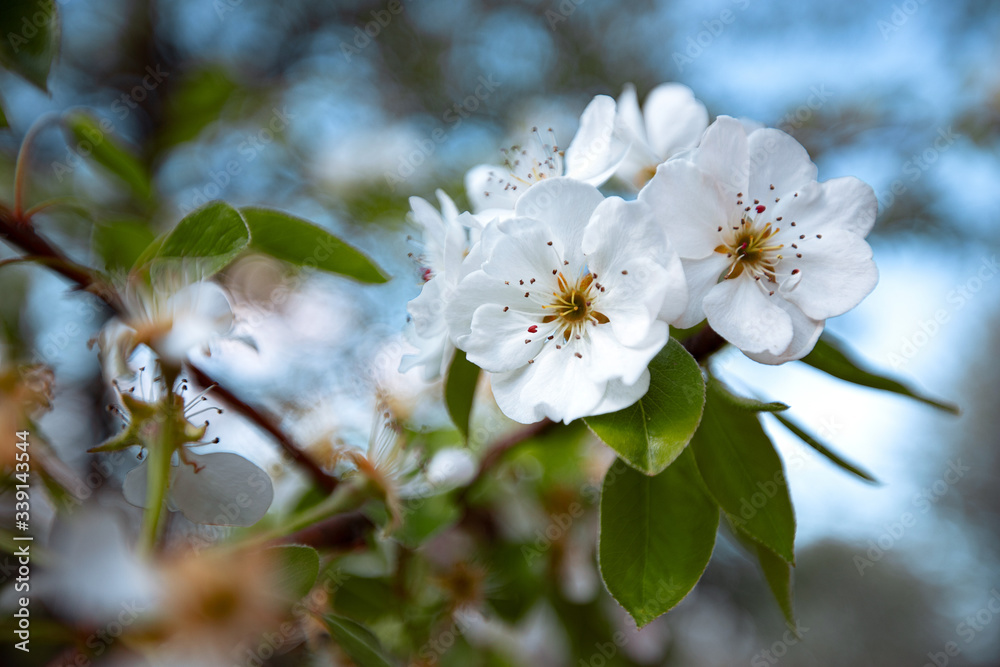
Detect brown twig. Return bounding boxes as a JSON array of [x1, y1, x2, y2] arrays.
[[188, 363, 338, 494], [0, 207, 339, 495], [268, 511, 373, 550], [681, 325, 728, 363]]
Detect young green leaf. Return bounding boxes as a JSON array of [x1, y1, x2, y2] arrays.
[[63, 111, 152, 199], [802, 333, 959, 414], [726, 518, 796, 627], [150, 201, 250, 276], [320, 614, 397, 667], [772, 412, 879, 484], [91, 219, 156, 272], [444, 349, 480, 442], [690, 378, 796, 563], [585, 337, 706, 475], [0, 0, 60, 92], [241, 207, 389, 283], [598, 452, 719, 627], [268, 544, 320, 601]]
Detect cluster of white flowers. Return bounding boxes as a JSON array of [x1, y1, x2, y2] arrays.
[[402, 83, 878, 424]]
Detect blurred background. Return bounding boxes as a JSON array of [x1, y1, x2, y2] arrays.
[[1, 0, 999, 665]]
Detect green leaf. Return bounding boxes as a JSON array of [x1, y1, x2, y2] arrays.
[[150, 201, 250, 276], [772, 412, 879, 484], [0, 0, 60, 92], [63, 111, 152, 199], [598, 451, 719, 627], [241, 207, 389, 283], [585, 337, 706, 475], [690, 378, 796, 563], [320, 614, 397, 667], [268, 544, 320, 601], [727, 519, 796, 627], [444, 349, 480, 441], [802, 333, 959, 414], [0, 93, 8, 128], [92, 219, 156, 272]]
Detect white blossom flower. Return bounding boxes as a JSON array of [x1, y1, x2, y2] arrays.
[[104, 370, 274, 528], [614, 82, 709, 189], [99, 276, 236, 376], [400, 190, 483, 381], [446, 178, 688, 424], [464, 95, 627, 219], [639, 115, 878, 364]]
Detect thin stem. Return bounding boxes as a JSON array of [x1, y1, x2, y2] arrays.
[[681, 325, 728, 363], [138, 394, 177, 554], [248, 479, 371, 546], [13, 112, 62, 220]]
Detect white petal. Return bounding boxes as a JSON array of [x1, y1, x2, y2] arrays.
[[780, 228, 879, 321], [691, 116, 749, 198], [490, 346, 606, 424], [122, 459, 149, 508], [744, 298, 824, 365], [446, 270, 515, 342], [170, 452, 274, 527], [513, 178, 604, 266], [465, 163, 520, 212], [673, 254, 730, 328], [703, 277, 794, 355], [772, 177, 878, 238], [746, 127, 818, 196], [639, 158, 730, 260], [584, 321, 668, 387], [589, 370, 651, 417], [426, 448, 477, 488], [643, 83, 709, 159], [461, 302, 547, 373], [407, 277, 450, 338], [616, 83, 647, 144], [565, 95, 628, 185]]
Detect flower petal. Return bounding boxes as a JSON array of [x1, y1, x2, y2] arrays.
[[639, 158, 730, 260], [513, 178, 604, 267], [490, 346, 606, 424], [565, 95, 628, 185], [590, 370, 651, 417], [585, 321, 668, 386], [703, 277, 794, 355], [170, 452, 274, 527], [746, 127, 818, 196], [461, 302, 548, 373], [691, 115, 749, 198], [673, 254, 730, 328], [772, 176, 879, 238], [643, 83, 709, 159], [780, 228, 878, 321], [465, 163, 520, 212], [744, 298, 824, 365]]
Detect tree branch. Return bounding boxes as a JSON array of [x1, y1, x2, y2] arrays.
[[682, 325, 728, 363]]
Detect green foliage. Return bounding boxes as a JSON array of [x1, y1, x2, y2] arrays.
[[91, 219, 156, 272], [0, 0, 60, 92], [241, 207, 389, 283], [802, 333, 959, 413], [320, 614, 398, 667], [148, 200, 250, 276], [444, 349, 480, 442], [772, 412, 879, 484], [269, 544, 321, 601], [586, 337, 705, 475], [63, 111, 152, 199], [690, 378, 796, 563], [598, 452, 719, 627]]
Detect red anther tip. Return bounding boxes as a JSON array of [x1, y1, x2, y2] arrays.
[[755, 205, 766, 214]]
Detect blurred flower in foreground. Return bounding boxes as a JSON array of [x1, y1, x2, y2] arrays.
[[447, 178, 688, 424], [400, 190, 482, 381], [38, 511, 289, 666], [96, 369, 274, 527], [640, 116, 878, 363], [98, 276, 236, 379], [0, 363, 53, 470], [465, 95, 627, 219], [613, 82, 709, 189], [340, 400, 475, 531]]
